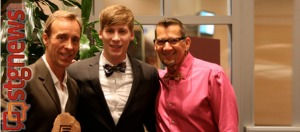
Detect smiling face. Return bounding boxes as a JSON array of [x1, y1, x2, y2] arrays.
[[43, 17, 80, 71], [99, 24, 134, 65], [155, 25, 191, 72]]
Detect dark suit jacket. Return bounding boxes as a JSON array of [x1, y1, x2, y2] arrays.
[[67, 53, 160, 132], [22, 58, 79, 132]]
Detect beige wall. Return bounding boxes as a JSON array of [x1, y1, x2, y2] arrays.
[[103, 0, 161, 15], [254, 0, 293, 126]]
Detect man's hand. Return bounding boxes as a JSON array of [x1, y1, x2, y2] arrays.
[[71, 59, 79, 64]]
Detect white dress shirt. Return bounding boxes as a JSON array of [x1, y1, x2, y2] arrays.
[[42, 55, 69, 113], [99, 52, 133, 125]]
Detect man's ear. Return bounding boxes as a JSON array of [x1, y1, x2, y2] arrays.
[[130, 30, 134, 41], [184, 37, 191, 51], [99, 29, 102, 39], [43, 33, 49, 47]]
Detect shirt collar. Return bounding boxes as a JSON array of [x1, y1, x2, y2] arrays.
[[100, 51, 129, 67], [166, 52, 194, 79], [42, 55, 68, 87]]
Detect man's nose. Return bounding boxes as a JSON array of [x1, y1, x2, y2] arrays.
[[65, 39, 74, 50], [163, 42, 173, 50], [112, 32, 120, 41]]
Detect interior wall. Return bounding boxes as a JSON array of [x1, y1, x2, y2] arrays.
[[103, 0, 161, 15], [173, 0, 198, 15], [254, 0, 293, 126]]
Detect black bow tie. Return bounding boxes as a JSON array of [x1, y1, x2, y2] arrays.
[[103, 62, 126, 77]]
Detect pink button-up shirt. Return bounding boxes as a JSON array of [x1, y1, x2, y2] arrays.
[[155, 53, 239, 132]]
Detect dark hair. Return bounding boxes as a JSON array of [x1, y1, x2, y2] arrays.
[[155, 18, 186, 39]]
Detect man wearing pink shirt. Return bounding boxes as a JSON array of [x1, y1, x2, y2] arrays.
[[154, 18, 239, 132]]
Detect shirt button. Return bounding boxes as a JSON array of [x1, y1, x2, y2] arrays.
[[169, 104, 172, 107], [170, 86, 173, 89], [172, 121, 175, 124]]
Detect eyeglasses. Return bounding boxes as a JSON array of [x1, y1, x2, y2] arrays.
[[153, 37, 186, 46]]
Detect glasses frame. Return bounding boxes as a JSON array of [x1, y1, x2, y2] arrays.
[[153, 37, 187, 46]]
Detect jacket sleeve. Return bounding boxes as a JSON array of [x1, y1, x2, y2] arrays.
[[143, 67, 159, 132]]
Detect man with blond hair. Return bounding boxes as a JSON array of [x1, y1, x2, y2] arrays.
[[68, 5, 159, 132], [22, 10, 81, 132]]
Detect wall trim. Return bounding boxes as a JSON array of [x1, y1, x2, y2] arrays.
[[246, 126, 300, 132]]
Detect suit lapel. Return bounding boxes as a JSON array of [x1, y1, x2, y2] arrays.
[[36, 58, 61, 113], [122, 56, 141, 113], [65, 75, 73, 112], [88, 53, 115, 127]]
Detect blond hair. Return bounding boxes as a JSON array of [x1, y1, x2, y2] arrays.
[[99, 5, 134, 31], [44, 10, 82, 37]]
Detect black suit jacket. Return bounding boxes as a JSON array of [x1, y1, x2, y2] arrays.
[[67, 53, 160, 132], [22, 58, 79, 132]]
